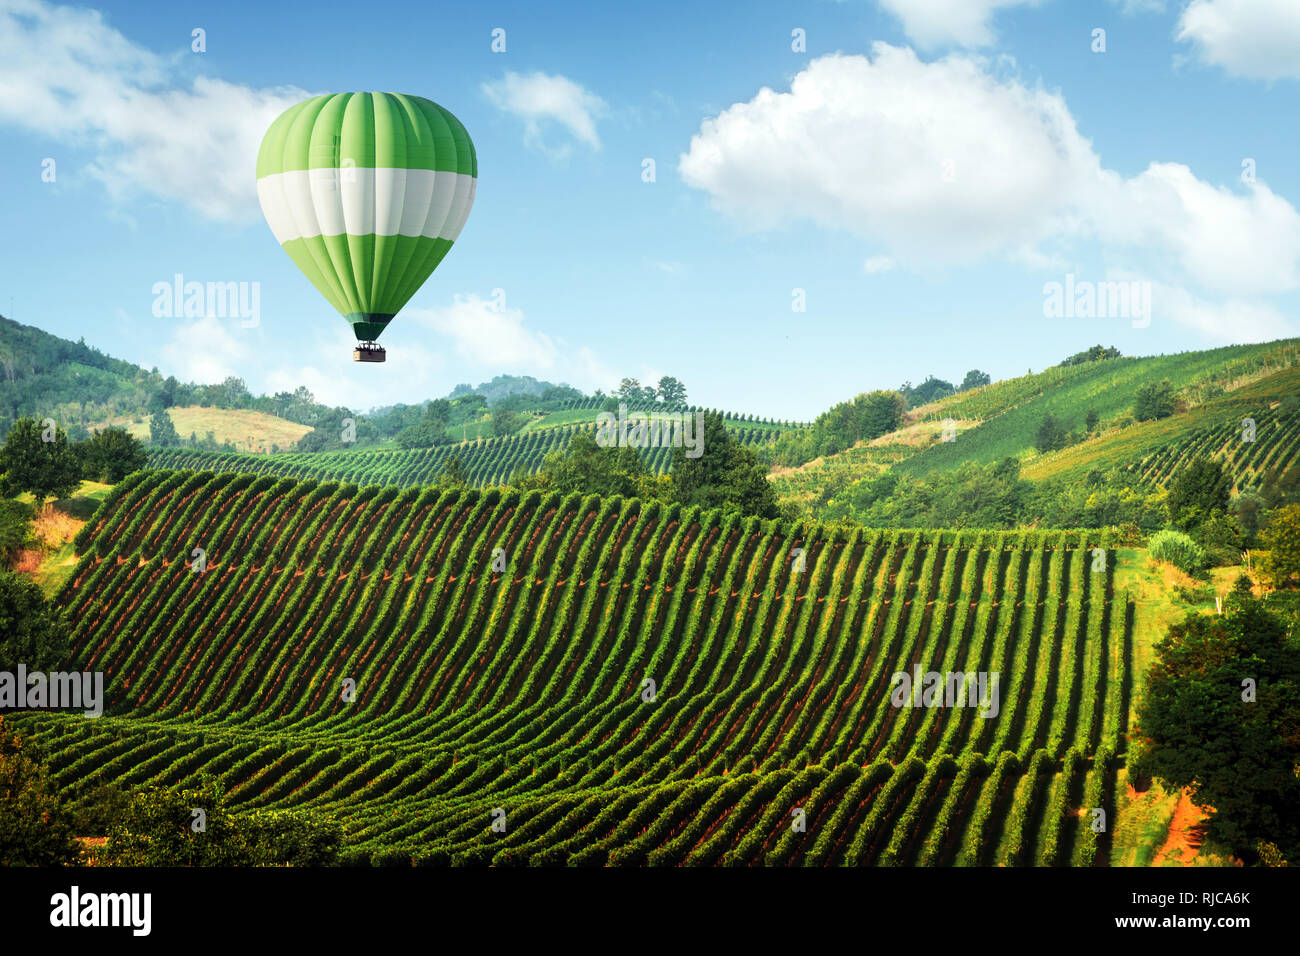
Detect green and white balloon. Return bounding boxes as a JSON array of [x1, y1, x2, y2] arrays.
[[256, 92, 477, 348]]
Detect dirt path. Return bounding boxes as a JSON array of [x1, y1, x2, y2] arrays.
[[1152, 788, 1207, 866]]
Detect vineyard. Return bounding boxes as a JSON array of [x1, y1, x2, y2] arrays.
[[147, 422, 786, 488], [14, 469, 1131, 866], [1022, 365, 1300, 487]]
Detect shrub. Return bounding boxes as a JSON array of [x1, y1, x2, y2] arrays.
[[1149, 529, 1205, 574]]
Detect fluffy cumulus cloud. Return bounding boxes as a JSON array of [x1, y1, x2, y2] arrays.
[[482, 71, 607, 155], [1176, 0, 1300, 82], [0, 0, 308, 221], [680, 49, 1106, 264], [159, 314, 254, 384], [407, 293, 615, 390], [679, 47, 1300, 337], [876, 0, 1042, 48]]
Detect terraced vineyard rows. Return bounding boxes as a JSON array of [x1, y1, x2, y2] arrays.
[[1127, 404, 1300, 489], [19, 470, 1131, 865], [148, 422, 785, 488]]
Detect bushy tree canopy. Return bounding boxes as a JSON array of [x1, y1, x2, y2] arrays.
[[1135, 600, 1300, 862]]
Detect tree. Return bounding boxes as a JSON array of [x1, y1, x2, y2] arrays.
[[1034, 413, 1067, 453], [0, 717, 80, 866], [78, 426, 146, 482], [1167, 457, 1231, 528], [0, 500, 34, 568], [1134, 601, 1300, 861], [525, 429, 652, 499], [670, 413, 778, 519], [656, 376, 687, 405], [1085, 408, 1099, 432], [0, 417, 81, 508], [958, 369, 990, 391], [0, 570, 69, 672], [1261, 504, 1300, 588], [902, 376, 954, 407], [149, 408, 181, 447], [491, 407, 528, 438], [1059, 344, 1121, 367], [616, 378, 643, 402], [1134, 379, 1176, 421], [102, 776, 341, 866]]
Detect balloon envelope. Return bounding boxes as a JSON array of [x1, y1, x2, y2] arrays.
[[256, 92, 477, 343]]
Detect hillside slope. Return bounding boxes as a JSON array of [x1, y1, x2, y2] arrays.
[[16, 471, 1128, 865], [895, 339, 1300, 478], [147, 421, 787, 488]]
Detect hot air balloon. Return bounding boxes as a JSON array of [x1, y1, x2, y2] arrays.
[[256, 92, 477, 363]]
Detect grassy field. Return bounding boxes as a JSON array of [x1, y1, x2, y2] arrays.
[[13, 480, 112, 596], [90, 406, 312, 453]]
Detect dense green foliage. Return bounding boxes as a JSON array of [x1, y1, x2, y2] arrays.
[[0, 499, 34, 566], [669, 414, 779, 519], [76, 426, 147, 483], [771, 390, 905, 466], [1147, 529, 1206, 574], [1133, 380, 1177, 422], [1260, 505, 1300, 588], [0, 417, 82, 505], [1135, 599, 1300, 862], [101, 777, 341, 866], [0, 717, 80, 866], [1059, 345, 1121, 367], [0, 570, 69, 671], [805, 460, 1166, 531], [12, 472, 1129, 865]]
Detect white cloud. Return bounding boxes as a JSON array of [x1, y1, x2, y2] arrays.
[[0, 0, 308, 221], [876, 0, 1041, 48], [680, 49, 1105, 265], [679, 48, 1300, 337], [1176, 0, 1300, 81], [1102, 163, 1300, 296], [414, 293, 560, 369], [862, 255, 896, 274], [1155, 284, 1294, 341], [1109, 0, 1165, 13], [406, 293, 616, 392], [482, 71, 607, 155], [159, 315, 254, 384]]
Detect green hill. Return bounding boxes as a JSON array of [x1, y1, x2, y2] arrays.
[[147, 420, 789, 488], [894, 339, 1300, 478], [16, 470, 1127, 865], [0, 314, 155, 428]]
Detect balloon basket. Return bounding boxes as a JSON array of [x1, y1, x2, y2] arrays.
[[353, 342, 385, 363]]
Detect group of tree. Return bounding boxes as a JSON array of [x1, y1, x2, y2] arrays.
[[809, 460, 1168, 532], [1032, 407, 1101, 454], [0, 417, 146, 507], [607, 376, 688, 407], [1134, 595, 1300, 864], [514, 413, 780, 520], [770, 390, 906, 466], [1133, 379, 1177, 421], [897, 369, 989, 409], [0, 722, 343, 866], [1057, 344, 1122, 367]]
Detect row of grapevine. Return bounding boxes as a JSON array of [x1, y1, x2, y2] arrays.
[[14, 470, 1131, 864]]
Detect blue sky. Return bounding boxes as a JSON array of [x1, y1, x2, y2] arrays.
[[2, 0, 1299, 419]]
